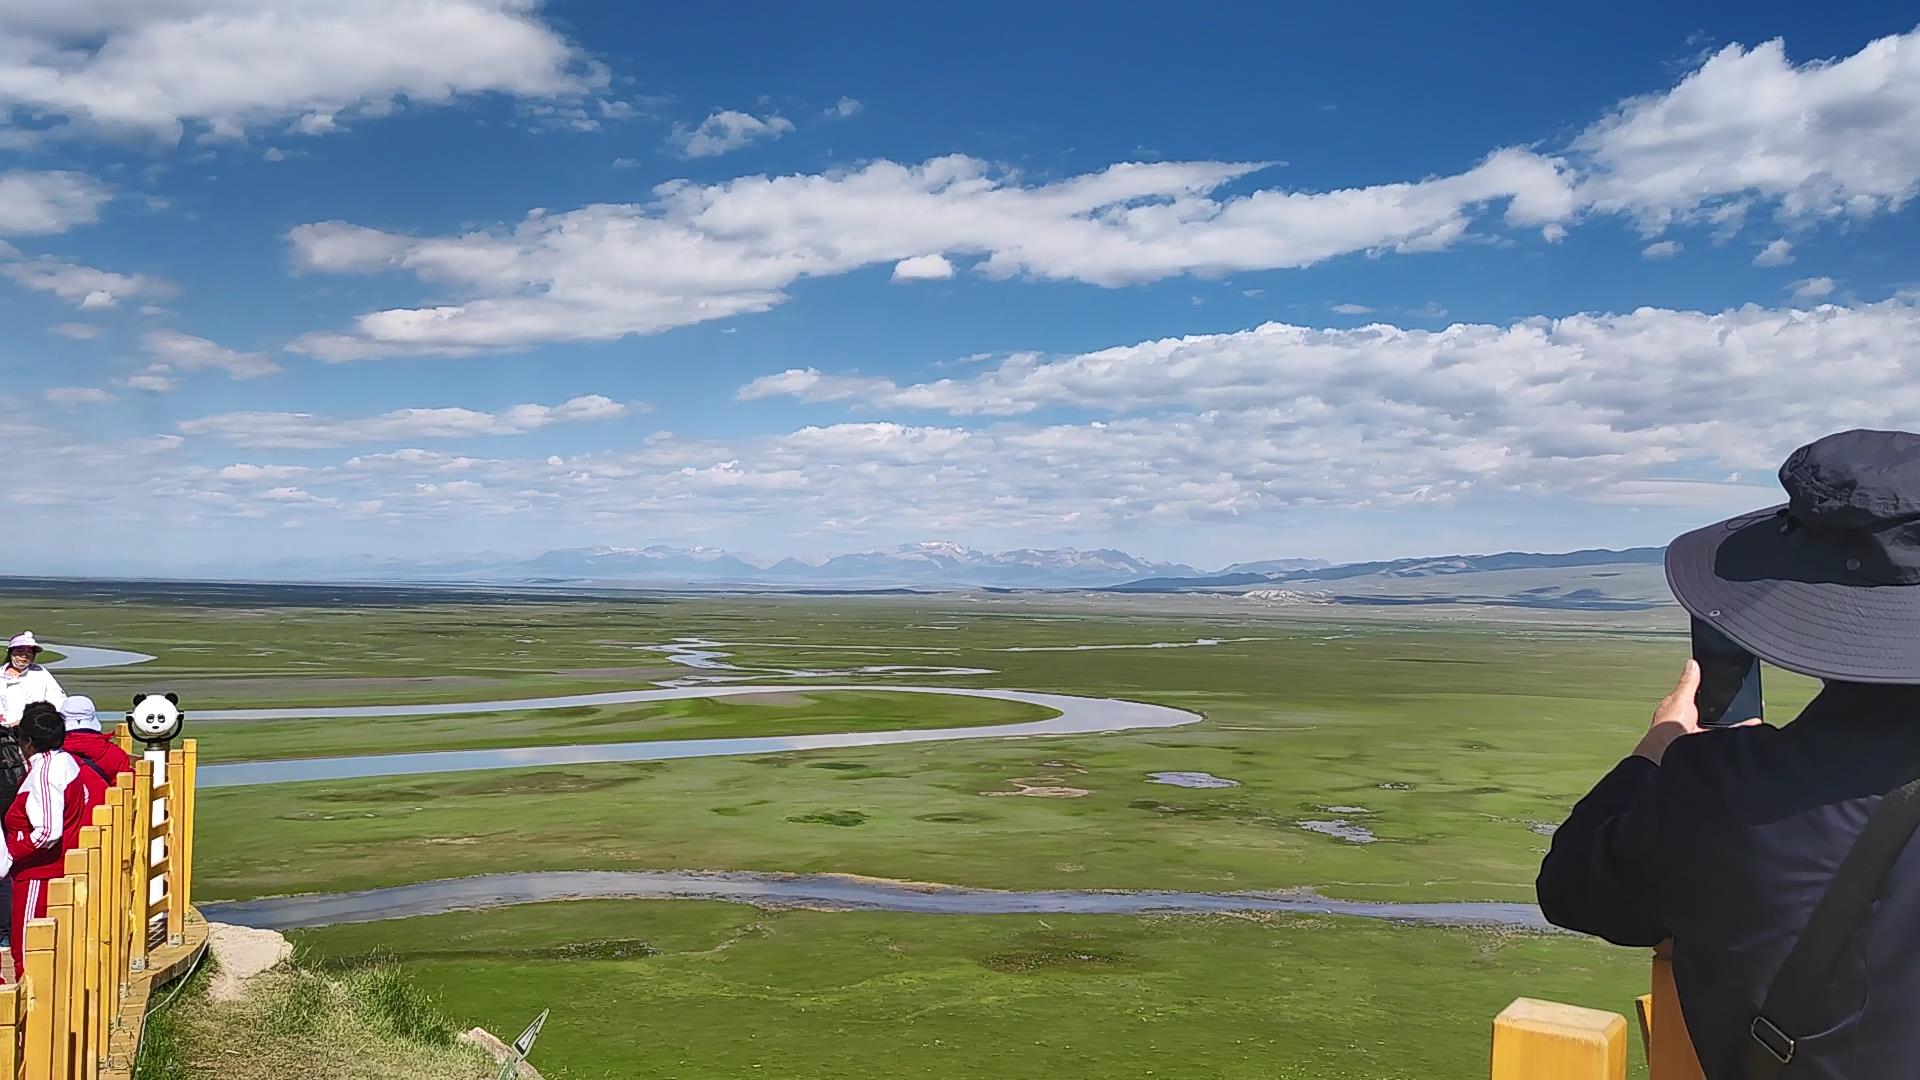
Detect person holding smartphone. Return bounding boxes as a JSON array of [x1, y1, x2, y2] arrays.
[[1536, 428, 1920, 1080]]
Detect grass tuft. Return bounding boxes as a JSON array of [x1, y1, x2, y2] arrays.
[[139, 945, 492, 1080]]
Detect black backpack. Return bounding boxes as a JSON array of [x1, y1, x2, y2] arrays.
[[0, 737, 26, 809]]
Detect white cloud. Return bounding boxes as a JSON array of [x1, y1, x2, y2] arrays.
[[736, 297, 1920, 493], [178, 394, 640, 448], [1330, 303, 1373, 314], [892, 254, 954, 281], [0, 1, 600, 144], [669, 110, 795, 158], [1573, 28, 1920, 229], [120, 372, 176, 394], [49, 322, 102, 340], [1790, 276, 1836, 302], [1753, 239, 1794, 266], [143, 329, 280, 379], [252, 26, 1920, 369], [286, 150, 1577, 359], [1641, 240, 1682, 259], [43, 387, 111, 405], [0, 257, 170, 307], [29, 299, 1920, 561], [825, 97, 863, 119], [0, 171, 112, 234], [286, 221, 414, 272]]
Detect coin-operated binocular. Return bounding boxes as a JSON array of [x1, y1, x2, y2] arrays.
[[126, 692, 186, 751]]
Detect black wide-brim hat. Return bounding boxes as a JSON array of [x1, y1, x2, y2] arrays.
[[1666, 429, 1920, 684]]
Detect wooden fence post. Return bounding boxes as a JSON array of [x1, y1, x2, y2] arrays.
[[90, 807, 114, 1066], [130, 761, 153, 972], [0, 980, 21, 1080], [22, 921, 54, 1079], [1491, 998, 1627, 1080], [165, 749, 184, 947], [70, 841, 98, 1080], [43, 880, 73, 1080], [180, 740, 197, 916], [1647, 946, 1707, 1080]]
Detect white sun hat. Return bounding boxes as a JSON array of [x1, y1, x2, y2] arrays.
[[60, 696, 100, 732], [8, 632, 39, 652]]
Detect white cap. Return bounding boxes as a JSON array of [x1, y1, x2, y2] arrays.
[[60, 695, 99, 732], [8, 632, 38, 652]]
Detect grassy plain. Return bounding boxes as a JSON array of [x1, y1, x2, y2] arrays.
[[295, 899, 1649, 1080], [0, 580, 1824, 1078]]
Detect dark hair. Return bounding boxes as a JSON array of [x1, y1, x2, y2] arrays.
[[18, 702, 64, 752]]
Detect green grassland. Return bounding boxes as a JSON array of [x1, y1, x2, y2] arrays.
[[292, 899, 1648, 1080], [0, 583, 1823, 1078]]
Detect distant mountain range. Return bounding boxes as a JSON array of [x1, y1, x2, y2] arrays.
[[234, 541, 1667, 594], [1104, 546, 1665, 592]]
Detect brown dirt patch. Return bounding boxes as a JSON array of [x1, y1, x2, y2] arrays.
[[981, 776, 1091, 799]]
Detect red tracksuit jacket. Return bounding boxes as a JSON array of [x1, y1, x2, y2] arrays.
[[64, 731, 132, 780], [0, 750, 106, 882]]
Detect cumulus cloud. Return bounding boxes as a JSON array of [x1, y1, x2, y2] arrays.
[[737, 297, 1920, 488], [43, 387, 112, 405], [669, 109, 795, 158], [1790, 276, 1836, 302], [892, 254, 954, 281], [143, 329, 280, 379], [120, 372, 176, 394], [286, 221, 414, 272], [178, 394, 641, 448], [0, 1, 600, 143], [1753, 239, 1794, 266], [0, 171, 112, 234], [286, 150, 1577, 359], [262, 26, 1920, 362], [0, 257, 170, 307], [23, 296, 1920, 560], [1641, 240, 1682, 259], [1573, 28, 1920, 229], [825, 97, 863, 119]]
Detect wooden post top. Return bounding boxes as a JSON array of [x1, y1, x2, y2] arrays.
[[1496, 998, 1630, 1038]]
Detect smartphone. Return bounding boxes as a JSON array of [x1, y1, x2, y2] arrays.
[[1691, 616, 1763, 727]]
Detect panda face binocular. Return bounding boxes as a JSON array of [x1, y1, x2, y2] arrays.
[[126, 692, 185, 746]]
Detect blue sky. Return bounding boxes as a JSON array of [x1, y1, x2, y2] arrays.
[[2, 2, 1919, 575]]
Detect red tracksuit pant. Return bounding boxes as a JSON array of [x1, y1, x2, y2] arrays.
[[6, 876, 47, 982]]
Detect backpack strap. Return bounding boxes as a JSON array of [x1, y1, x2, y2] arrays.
[[1749, 775, 1920, 1078], [68, 747, 113, 786]]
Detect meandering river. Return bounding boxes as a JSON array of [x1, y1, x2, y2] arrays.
[[201, 870, 1554, 932], [195, 685, 1200, 788]]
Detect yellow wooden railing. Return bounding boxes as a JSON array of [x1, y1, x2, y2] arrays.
[[0, 734, 207, 1080], [1490, 943, 1705, 1080]]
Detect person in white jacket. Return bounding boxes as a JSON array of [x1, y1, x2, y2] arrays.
[[0, 633, 64, 728]]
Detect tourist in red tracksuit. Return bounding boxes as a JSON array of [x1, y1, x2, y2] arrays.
[[0, 703, 107, 980]]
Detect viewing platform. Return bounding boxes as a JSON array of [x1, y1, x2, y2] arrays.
[[0, 732, 206, 1080]]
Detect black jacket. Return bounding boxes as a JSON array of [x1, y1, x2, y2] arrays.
[[1537, 682, 1920, 1079]]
